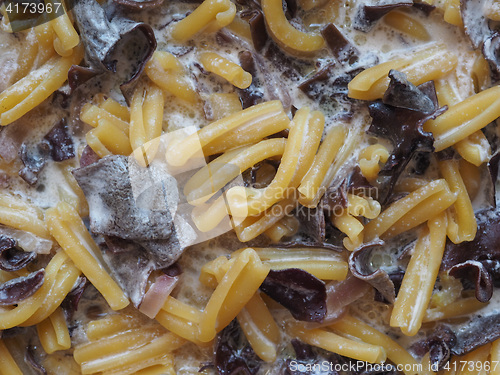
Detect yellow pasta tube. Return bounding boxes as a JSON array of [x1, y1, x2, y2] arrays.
[[80, 103, 130, 130], [348, 44, 457, 101], [203, 114, 289, 156], [390, 213, 447, 336], [364, 179, 456, 242], [50, 2, 80, 54], [75, 327, 163, 364], [384, 11, 430, 41], [237, 292, 280, 362], [453, 130, 491, 166], [425, 85, 500, 151], [233, 198, 296, 242], [264, 215, 299, 243], [186, 139, 286, 205], [261, 0, 324, 55], [99, 97, 130, 122], [46, 202, 129, 311], [86, 314, 135, 341], [170, 0, 236, 42], [347, 194, 381, 220], [130, 83, 164, 166], [198, 248, 270, 342], [86, 118, 133, 157], [145, 51, 198, 103], [166, 100, 289, 166], [0, 340, 23, 375], [22, 257, 81, 326], [289, 323, 387, 364], [79, 333, 184, 375], [330, 315, 419, 375], [439, 159, 477, 243], [156, 296, 203, 343], [0, 204, 50, 240], [443, 0, 463, 27], [249, 246, 348, 281], [358, 144, 390, 181], [298, 125, 347, 204], [34, 22, 57, 65], [200, 52, 252, 89], [0, 45, 84, 125], [423, 297, 487, 322], [37, 307, 71, 354], [332, 211, 364, 251], [226, 107, 323, 217]]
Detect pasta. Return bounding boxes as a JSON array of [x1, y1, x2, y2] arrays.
[[199, 52, 252, 89], [261, 0, 324, 55]]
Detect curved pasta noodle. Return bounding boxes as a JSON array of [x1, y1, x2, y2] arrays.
[[170, 0, 236, 42], [348, 43, 457, 101], [0, 193, 50, 239], [166, 100, 289, 166], [289, 322, 387, 364], [226, 107, 323, 217], [390, 213, 447, 336], [237, 292, 280, 362], [75, 315, 183, 375], [298, 125, 346, 206], [200, 52, 252, 89], [233, 198, 296, 242], [46, 202, 129, 311], [332, 211, 364, 251], [261, 0, 324, 55], [423, 297, 487, 323], [0, 339, 23, 375], [358, 144, 389, 181], [130, 83, 164, 167], [247, 246, 348, 280], [443, 0, 463, 27], [0, 250, 76, 329], [330, 315, 419, 375], [198, 248, 270, 342], [383, 11, 430, 41], [37, 307, 72, 354], [439, 159, 477, 243], [145, 51, 197, 103], [452, 129, 491, 166], [347, 194, 381, 220], [0, 44, 84, 125], [264, 215, 299, 243], [155, 296, 203, 344], [49, 1, 79, 55], [424, 85, 500, 151], [186, 139, 286, 205], [364, 179, 456, 242]]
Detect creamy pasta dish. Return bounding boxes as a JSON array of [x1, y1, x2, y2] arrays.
[[1, 0, 500, 373]]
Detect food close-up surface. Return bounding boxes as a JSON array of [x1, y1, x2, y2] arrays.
[[2, 0, 500, 373]]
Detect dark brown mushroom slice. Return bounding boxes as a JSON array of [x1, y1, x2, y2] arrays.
[[0, 269, 45, 306], [354, 1, 413, 32], [44, 119, 75, 162], [0, 235, 37, 272], [260, 268, 327, 322]]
